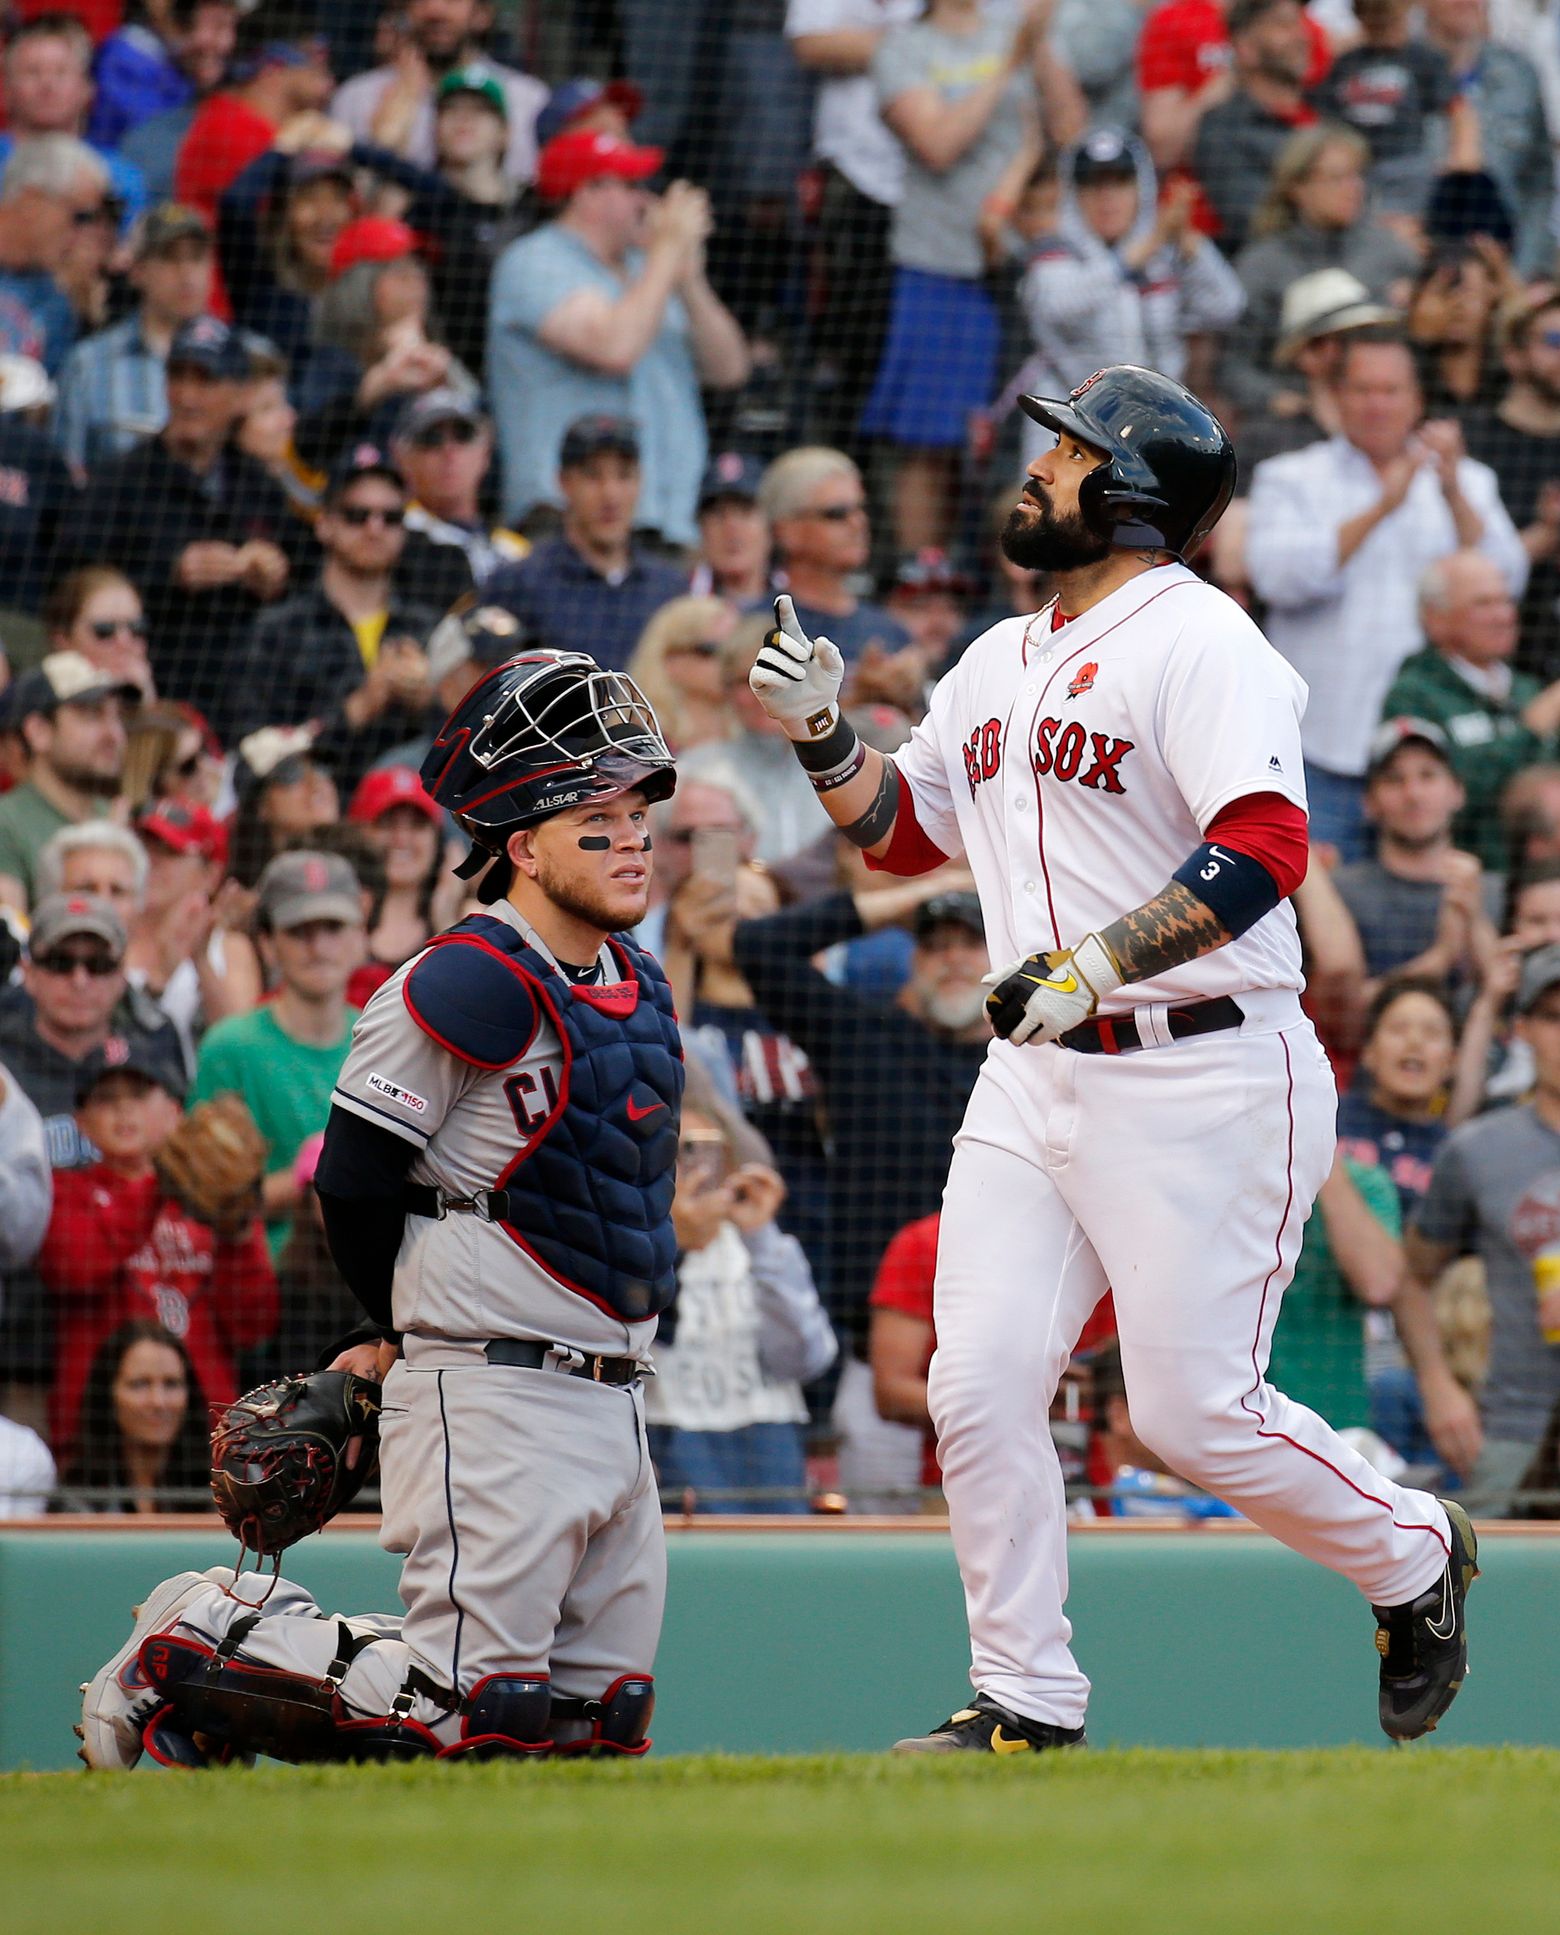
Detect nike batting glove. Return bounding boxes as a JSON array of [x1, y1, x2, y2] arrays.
[[983, 933, 1124, 1046], [748, 594, 847, 744]]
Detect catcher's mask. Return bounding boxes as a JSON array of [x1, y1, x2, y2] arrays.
[[210, 1372, 382, 1567], [420, 647, 676, 903]]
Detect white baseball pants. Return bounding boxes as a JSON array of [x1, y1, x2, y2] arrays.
[[928, 1012, 1453, 1731]]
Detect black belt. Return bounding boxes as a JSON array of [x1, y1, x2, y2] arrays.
[[403, 1183, 512, 1223], [1059, 996, 1243, 1056], [484, 1338, 642, 1386]]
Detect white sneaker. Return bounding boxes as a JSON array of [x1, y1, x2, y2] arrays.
[[77, 1571, 223, 1769]]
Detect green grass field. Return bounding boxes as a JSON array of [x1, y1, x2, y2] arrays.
[[5, 1749, 1558, 1934]]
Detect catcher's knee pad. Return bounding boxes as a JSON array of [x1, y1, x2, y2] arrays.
[[139, 1623, 441, 1765], [550, 1675, 655, 1757], [438, 1673, 553, 1759]]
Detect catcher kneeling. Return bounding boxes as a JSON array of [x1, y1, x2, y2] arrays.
[[79, 644, 682, 1767]]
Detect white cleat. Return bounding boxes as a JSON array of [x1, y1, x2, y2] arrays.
[[78, 1572, 220, 1769]]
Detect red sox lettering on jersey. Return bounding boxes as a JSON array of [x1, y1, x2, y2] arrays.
[[888, 563, 1312, 1011], [962, 708, 1137, 799]]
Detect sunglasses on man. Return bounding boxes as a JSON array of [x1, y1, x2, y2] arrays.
[[408, 421, 481, 450], [34, 948, 119, 978], [336, 505, 405, 528]]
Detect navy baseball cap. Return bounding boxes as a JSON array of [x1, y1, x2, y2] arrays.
[[534, 77, 644, 150], [559, 413, 639, 469], [167, 315, 250, 380], [396, 387, 485, 442], [1072, 127, 1138, 186], [891, 547, 974, 596], [698, 450, 765, 510], [913, 891, 983, 941], [325, 439, 404, 501], [74, 1040, 187, 1107]]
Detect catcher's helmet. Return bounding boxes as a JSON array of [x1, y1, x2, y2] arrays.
[[1018, 365, 1237, 559], [420, 649, 675, 897]]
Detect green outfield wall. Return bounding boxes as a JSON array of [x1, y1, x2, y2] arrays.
[[3, 1523, 1555, 1769]]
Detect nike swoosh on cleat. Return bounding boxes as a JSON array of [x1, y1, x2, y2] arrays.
[[990, 1727, 1031, 1755]]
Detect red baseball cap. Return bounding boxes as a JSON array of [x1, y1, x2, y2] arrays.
[[329, 215, 419, 279], [536, 130, 663, 203], [135, 800, 229, 868], [348, 764, 442, 827]]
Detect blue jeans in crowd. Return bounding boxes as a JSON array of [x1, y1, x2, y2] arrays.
[[1303, 762, 1370, 862], [648, 1422, 810, 1515]]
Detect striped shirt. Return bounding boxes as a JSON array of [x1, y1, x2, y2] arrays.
[[53, 315, 168, 474]]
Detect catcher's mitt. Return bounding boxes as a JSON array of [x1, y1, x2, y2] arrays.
[[155, 1092, 268, 1237], [210, 1372, 382, 1557]]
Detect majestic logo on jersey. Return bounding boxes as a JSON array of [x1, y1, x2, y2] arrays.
[[962, 719, 1003, 799], [1033, 718, 1135, 793], [1066, 661, 1097, 700]]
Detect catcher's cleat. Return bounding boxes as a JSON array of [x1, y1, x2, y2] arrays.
[[892, 1691, 1086, 1755], [1373, 1499, 1480, 1743], [79, 1571, 219, 1769]]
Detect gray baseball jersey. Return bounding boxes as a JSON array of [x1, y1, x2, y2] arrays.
[[331, 897, 656, 1360]]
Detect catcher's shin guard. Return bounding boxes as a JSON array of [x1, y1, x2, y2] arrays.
[[550, 1675, 655, 1757], [437, 1673, 554, 1759], [138, 1623, 441, 1764]]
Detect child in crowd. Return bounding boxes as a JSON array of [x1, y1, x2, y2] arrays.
[[37, 1047, 275, 1456], [647, 1103, 836, 1514]]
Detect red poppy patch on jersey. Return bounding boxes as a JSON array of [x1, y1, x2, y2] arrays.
[[1066, 662, 1097, 700]]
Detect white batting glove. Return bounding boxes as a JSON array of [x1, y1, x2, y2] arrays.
[[983, 933, 1124, 1047], [748, 595, 847, 744]]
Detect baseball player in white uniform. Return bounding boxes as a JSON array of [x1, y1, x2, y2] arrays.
[[748, 366, 1479, 1752], [79, 646, 686, 1766]]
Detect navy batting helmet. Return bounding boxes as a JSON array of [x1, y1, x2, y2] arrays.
[[421, 650, 675, 899], [1018, 365, 1237, 559]]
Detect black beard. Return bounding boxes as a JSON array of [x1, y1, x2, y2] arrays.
[[1000, 492, 1113, 573], [51, 757, 125, 799]]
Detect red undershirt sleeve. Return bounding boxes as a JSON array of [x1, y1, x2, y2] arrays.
[[1204, 790, 1309, 898], [863, 767, 952, 877]]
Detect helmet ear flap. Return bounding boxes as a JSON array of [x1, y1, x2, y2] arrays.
[[475, 853, 516, 904]]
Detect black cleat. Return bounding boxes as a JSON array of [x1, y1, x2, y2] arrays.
[[892, 1691, 1086, 1755], [1372, 1499, 1480, 1742]]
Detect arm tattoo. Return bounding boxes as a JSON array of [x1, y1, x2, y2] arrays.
[[841, 755, 900, 850], [1101, 879, 1233, 986]]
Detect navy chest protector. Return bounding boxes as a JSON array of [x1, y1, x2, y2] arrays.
[[405, 916, 684, 1322]]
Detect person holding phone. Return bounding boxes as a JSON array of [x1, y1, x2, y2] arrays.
[[648, 1102, 836, 1513]]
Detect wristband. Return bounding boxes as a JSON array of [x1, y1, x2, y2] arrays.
[[810, 739, 867, 793], [793, 714, 859, 776]]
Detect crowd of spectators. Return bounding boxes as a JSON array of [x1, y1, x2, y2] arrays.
[[3, 0, 1560, 1521]]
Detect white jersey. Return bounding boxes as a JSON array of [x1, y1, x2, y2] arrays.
[[895, 563, 1309, 1013], [331, 898, 655, 1360]]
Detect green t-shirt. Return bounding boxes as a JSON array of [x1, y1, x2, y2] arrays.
[[1268, 1158, 1400, 1432], [192, 1003, 355, 1259], [0, 783, 107, 902]]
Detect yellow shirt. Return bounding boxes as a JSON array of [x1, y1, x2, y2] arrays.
[[351, 610, 390, 669]]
